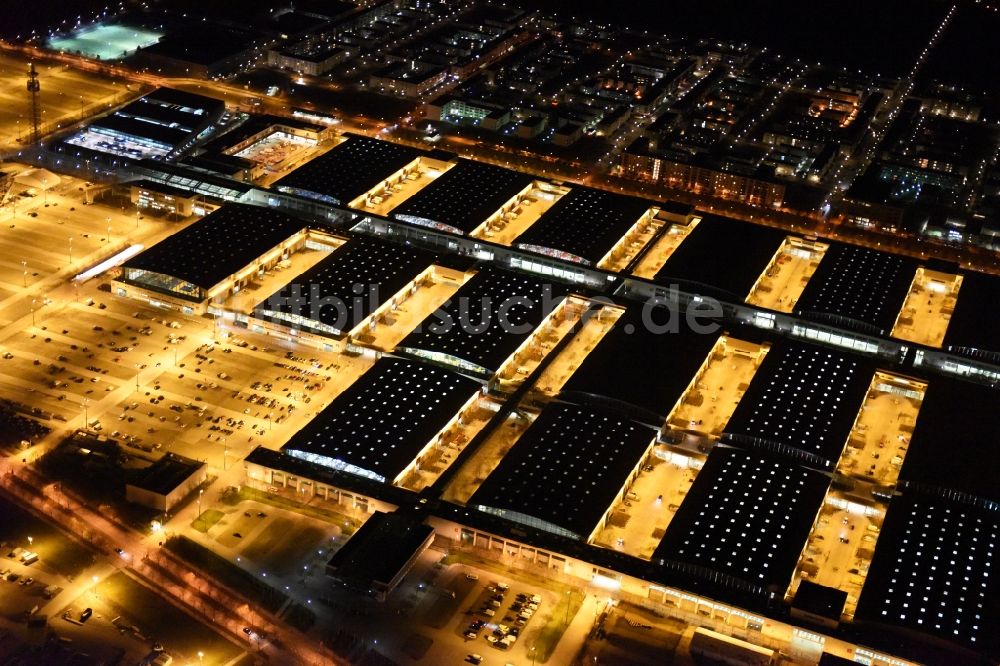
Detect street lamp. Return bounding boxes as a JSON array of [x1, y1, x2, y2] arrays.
[[198, 651, 204, 665], [21, 260, 27, 288], [198, 488, 203, 517], [27, 536, 32, 547], [68, 236, 73, 264], [31, 298, 36, 327]]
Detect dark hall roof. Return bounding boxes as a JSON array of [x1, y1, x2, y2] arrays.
[[274, 134, 423, 205], [90, 113, 190, 148], [327, 511, 434, 586], [469, 403, 655, 539], [398, 267, 566, 373], [392, 159, 535, 235], [653, 446, 829, 593], [723, 340, 875, 468], [899, 377, 1000, 504], [942, 270, 1000, 362], [122, 203, 306, 290], [654, 215, 786, 301], [795, 243, 916, 333], [560, 306, 719, 418], [282, 358, 479, 483], [254, 236, 435, 335], [514, 186, 652, 265], [855, 491, 1000, 655]]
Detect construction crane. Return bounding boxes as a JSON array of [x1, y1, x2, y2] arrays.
[[26, 62, 41, 145]]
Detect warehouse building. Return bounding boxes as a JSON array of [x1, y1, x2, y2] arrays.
[[65, 87, 225, 161], [116, 203, 308, 313], [392, 160, 536, 236], [514, 186, 657, 268], [251, 235, 437, 349], [396, 267, 567, 377], [282, 358, 481, 485]]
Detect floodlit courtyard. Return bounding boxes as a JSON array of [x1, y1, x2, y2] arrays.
[[591, 452, 700, 560], [494, 295, 601, 390], [629, 220, 697, 279], [250, 137, 339, 188], [222, 241, 346, 316], [470, 183, 567, 247], [836, 371, 925, 486], [444, 304, 623, 504], [529, 306, 623, 396], [353, 267, 470, 351], [746, 237, 828, 312], [235, 131, 314, 168], [596, 212, 660, 273], [790, 501, 885, 620], [891, 267, 961, 348], [667, 336, 769, 438], [442, 409, 536, 505], [349, 159, 453, 217], [396, 395, 496, 492]]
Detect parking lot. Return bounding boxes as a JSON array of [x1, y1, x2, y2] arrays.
[[55, 571, 243, 666], [469, 183, 565, 247], [0, 165, 170, 307], [370, 551, 571, 665], [0, 273, 376, 471], [458, 578, 545, 655], [0, 53, 136, 149], [192, 496, 340, 580]]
